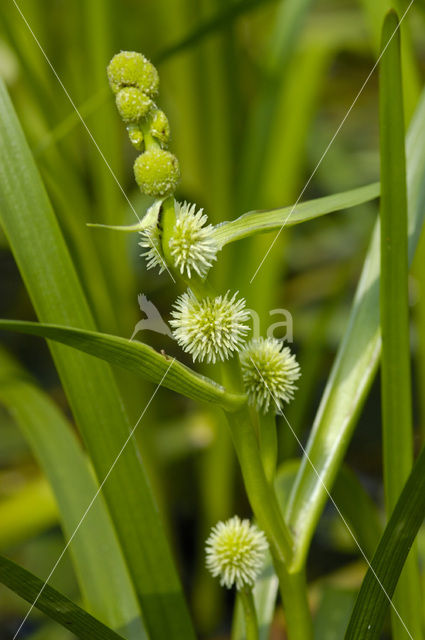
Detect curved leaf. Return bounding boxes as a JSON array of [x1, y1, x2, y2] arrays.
[[212, 182, 380, 247], [0, 320, 246, 411]]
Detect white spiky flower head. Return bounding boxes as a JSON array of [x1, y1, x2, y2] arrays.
[[205, 516, 268, 590], [169, 201, 219, 278], [240, 337, 301, 413], [138, 200, 166, 273], [170, 290, 250, 363]]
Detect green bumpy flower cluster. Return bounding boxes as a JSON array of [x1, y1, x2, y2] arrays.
[[107, 51, 179, 198]]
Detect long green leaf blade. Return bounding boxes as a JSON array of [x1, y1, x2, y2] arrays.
[[211, 182, 380, 247], [0, 347, 145, 638], [345, 443, 425, 639], [0, 554, 126, 640], [0, 80, 196, 639], [379, 11, 422, 639], [0, 320, 246, 411], [286, 86, 425, 571]]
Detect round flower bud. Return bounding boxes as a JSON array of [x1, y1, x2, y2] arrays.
[[150, 109, 170, 146], [107, 51, 159, 97], [116, 87, 153, 123], [134, 149, 180, 198], [206, 516, 268, 590], [127, 124, 144, 151]]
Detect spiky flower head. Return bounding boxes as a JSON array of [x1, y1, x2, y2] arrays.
[[240, 337, 301, 413], [115, 87, 153, 123], [170, 290, 250, 363], [169, 202, 219, 278], [138, 200, 166, 273], [107, 51, 159, 97], [134, 149, 180, 198], [150, 109, 170, 147], [205, 516, 268, 590]]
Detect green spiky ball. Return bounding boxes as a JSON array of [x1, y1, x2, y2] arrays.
[[134, 149, 180, 197], [116, 87, 152, 123]]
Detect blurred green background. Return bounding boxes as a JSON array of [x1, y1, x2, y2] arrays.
[[0, 0, 424, 638]]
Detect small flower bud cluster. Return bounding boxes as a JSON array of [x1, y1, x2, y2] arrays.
[[107, 51, 180, 198]]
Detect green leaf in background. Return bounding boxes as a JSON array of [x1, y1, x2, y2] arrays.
[[0, 80, 196, 639], [154, 0, 276, 64], [285, 84, 425, 571], [0, 554, 126, 640], [0, 320, 246, 412], [378, 10, 422, 639], [315, 587, 357, 640], [0, 347, 146, 639], [344, 443, 425, 639], [212, 182, 380, 247], [0, 476, 57, 551], [330, 467, 381, 560]]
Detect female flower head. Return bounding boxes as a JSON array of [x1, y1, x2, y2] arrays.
[[240, 337, 301, 413], [205, 516, 268, 590], [169, 202, 219, 278], [170, 290, 250, 363]]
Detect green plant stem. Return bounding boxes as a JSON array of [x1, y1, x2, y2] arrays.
[[225, 406, 293, 565], [239, 588, 259, 640], [273, 562, 313, 640], [162, 216, 304, 632], [258, 409, 278, 484], [159, 195, 177, 268]]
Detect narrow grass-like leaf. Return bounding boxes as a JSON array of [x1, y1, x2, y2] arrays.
[[0, 554, 126, 640], [285, 86, 425, 572], [345, 443, 425, 640], [0, 320, 246, 411], [379, 11, 422, 639], [0, 80, 196, 639], [212, 182, 380, 247], [237, 0, 314, 209], [0, 347, 145, 638], [154, 0, 276, 64]]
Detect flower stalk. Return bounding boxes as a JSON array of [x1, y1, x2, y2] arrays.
[[239, 588, 259, 640]]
